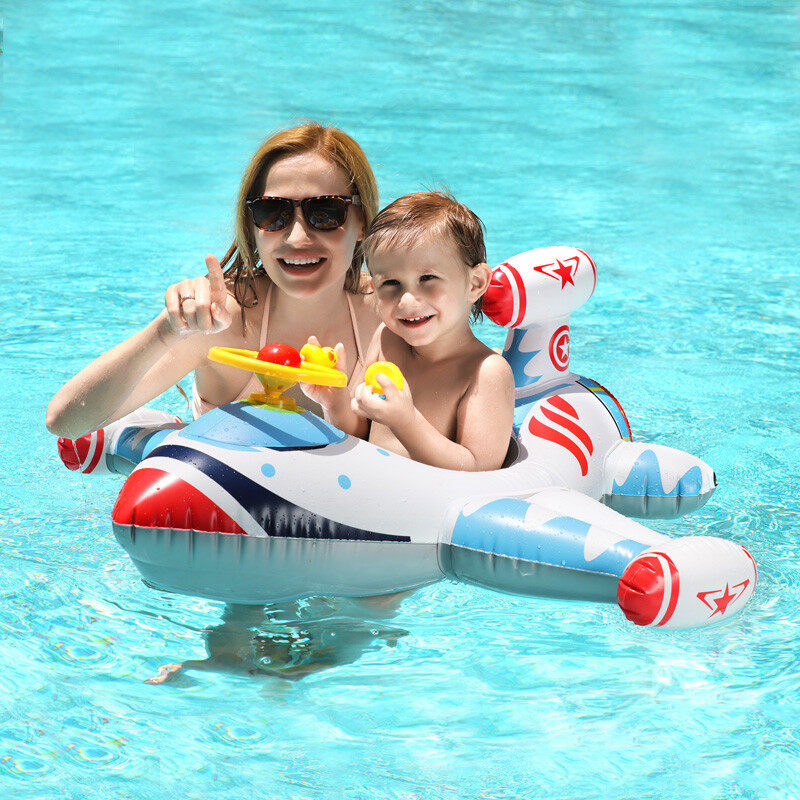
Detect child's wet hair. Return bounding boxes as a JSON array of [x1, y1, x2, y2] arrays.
[[362, 191, 487, 322]]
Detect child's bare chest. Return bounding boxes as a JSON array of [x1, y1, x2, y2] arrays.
[[409, 362, 471, 435], [368, 357, 474, 454]]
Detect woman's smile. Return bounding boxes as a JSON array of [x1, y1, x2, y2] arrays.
[[276, 254, 327, 274]]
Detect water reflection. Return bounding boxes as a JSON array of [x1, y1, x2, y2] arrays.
[[146, 592, 411, 683]]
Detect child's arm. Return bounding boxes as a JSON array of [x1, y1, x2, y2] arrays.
[[353, 354, 515, 471]]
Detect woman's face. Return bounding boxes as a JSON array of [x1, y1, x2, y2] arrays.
[[254, 151, 364, 299]]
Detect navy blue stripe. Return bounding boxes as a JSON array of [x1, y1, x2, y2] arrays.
[[147, 444, 410, 543]]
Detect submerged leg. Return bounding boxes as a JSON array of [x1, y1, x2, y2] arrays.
[[144, 662, 185, 684]]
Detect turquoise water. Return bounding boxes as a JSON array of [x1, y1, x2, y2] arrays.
[[2, 1, 799, 797]]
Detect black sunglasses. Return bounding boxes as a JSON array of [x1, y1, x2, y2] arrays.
[[246, 194, 361, 232]]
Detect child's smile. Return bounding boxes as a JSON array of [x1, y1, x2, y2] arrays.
[[312, 190, 512, 472], [398, 314, 435, 328]]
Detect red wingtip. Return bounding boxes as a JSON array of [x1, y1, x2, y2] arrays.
[[617, 553, 679, 627], [58, 437, 81, 471]]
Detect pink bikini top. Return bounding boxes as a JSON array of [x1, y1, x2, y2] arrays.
[[191, 284, 366, 419]]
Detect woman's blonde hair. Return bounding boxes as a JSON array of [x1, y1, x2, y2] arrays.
[[220, 123, 379, 311]]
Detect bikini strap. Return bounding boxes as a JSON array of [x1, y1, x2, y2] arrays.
[[346, 292, 365, 366], [259, 283, 273, 347], [237, 282, 273, 400]]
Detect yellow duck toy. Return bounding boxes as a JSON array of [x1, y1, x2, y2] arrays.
[[300, 343, 405, 397], [300, 343, 338, 368]]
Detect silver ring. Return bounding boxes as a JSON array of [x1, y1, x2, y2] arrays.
[[180, 294, 195, 302]]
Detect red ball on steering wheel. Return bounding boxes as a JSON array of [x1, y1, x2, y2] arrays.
[[257, 343, 301, 368]]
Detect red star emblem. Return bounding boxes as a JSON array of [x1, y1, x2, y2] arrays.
[[553, 258, 576, 287], [696, 580, 749, 617], [533, 257, 579, 289]]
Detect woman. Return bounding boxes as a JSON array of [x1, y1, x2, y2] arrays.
[[47, 123, 381, 444]]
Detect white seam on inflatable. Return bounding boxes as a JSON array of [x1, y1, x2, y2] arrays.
[[652, 553, 673, 625], [82, 433, 99, 472]]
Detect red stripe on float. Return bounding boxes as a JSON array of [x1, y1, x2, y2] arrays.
[[617, 554, 663, 626], [548, 395, 579, 420], [616, 551, 679, 627], [743, 546, 758, 583], [576, 248, 597, 293], [586, 377, 632, 440], [482, 269, 514, 327], [74, 433, 91, 464], [58, 438, 81, 471], [529, 417, 589, 476], [507, 264, 528, 328], [84, 428, 105, 474], [540, 406, 593, 455]]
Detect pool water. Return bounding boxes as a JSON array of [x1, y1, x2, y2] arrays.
[[2, 1, 799, 798]]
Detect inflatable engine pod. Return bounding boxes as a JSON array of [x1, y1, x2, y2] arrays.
[[111, 247, 756, 629]]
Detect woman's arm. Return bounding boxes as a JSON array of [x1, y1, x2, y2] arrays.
[[318, 383, 369, 439], [46, 256, 234, 438], [324, 321, 386, 438], [46, 313, 202, 437]]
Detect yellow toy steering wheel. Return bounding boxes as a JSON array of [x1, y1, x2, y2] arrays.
[[208, 344, 347, 411]]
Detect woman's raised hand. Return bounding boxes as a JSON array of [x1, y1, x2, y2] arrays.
[[164, 255, 234, 335]]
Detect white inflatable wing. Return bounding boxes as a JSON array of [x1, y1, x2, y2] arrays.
[[482, 246, 717, 519]]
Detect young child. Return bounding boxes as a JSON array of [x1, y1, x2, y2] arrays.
[[304, 191, 514, 471]]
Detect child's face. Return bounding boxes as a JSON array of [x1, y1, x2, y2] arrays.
[[368, 235, 488, 348]]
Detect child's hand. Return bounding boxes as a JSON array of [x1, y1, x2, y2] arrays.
[[299, 337, 349, 411], [351, 373, 414, 430]]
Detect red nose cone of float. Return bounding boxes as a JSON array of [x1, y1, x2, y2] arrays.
[[112, 467, 245, 534], [617, 552, 679, 627], [482, 270, 515, 328]]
